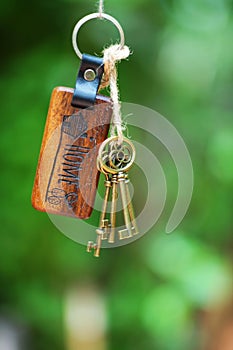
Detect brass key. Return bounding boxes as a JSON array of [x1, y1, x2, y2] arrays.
[[125, 175, 138, 235], [87, 167, 111, 256], [98, 177, 111, 239], [108, 174, 118, 243], [118, 172, 133, 240]]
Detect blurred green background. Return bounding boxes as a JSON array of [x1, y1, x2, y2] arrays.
[[1, 0, 233, 349]]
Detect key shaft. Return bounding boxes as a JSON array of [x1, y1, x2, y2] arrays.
[[99, 179, 111, 232], [108, 175, 118, 243], [125, 177, 138, 235], [118, 172, 133, 239]]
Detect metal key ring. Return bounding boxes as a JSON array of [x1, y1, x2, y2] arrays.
[[72, 12, 125, 60], [98, 136, 136, 174]]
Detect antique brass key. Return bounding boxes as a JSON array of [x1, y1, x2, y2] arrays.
[[117, 172, 133, 239], [87, 136, 138, 257], [87, 166, 111, 257], [125, 174, 138, 235], [99, 175, 112, 239], [109, 174, 118, 243]]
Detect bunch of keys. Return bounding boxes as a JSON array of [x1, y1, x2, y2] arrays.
[[87, 136, 138, 257]]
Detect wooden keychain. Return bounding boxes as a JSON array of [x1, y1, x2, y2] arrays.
[[32, 12, 127, 220]]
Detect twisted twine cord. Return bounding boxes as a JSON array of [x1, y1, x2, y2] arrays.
[[99, 44, 130, 143], [98, 0, 104, 17], [97, 0, 130, 142]]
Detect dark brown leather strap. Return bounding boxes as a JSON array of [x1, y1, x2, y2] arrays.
[[71, 54, 104, 109]]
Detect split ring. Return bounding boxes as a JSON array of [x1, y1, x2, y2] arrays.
[[72, 12, 125, 60]]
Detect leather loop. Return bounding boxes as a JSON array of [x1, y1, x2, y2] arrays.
[[71, 54, 104, 109]]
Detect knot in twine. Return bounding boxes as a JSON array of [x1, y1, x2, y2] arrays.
[[99, 44, 130, 143]]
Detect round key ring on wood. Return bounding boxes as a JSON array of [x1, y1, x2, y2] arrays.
[[72, 12, 125, 59], [98, 136, 136, 175]]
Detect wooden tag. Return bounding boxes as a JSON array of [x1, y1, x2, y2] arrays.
[[32, 87, 111, 219]]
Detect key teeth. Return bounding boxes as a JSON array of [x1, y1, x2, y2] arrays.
[[100, 219, 111, 240], [118, 226, 139, 240], [96, 226, 111, 241], [118, 228, 133, 240], [86, 241, 101, 257], [87, 241, 96, 252]]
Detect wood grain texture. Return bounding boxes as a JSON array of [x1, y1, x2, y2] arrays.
[[32, 87, 111, 219]]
